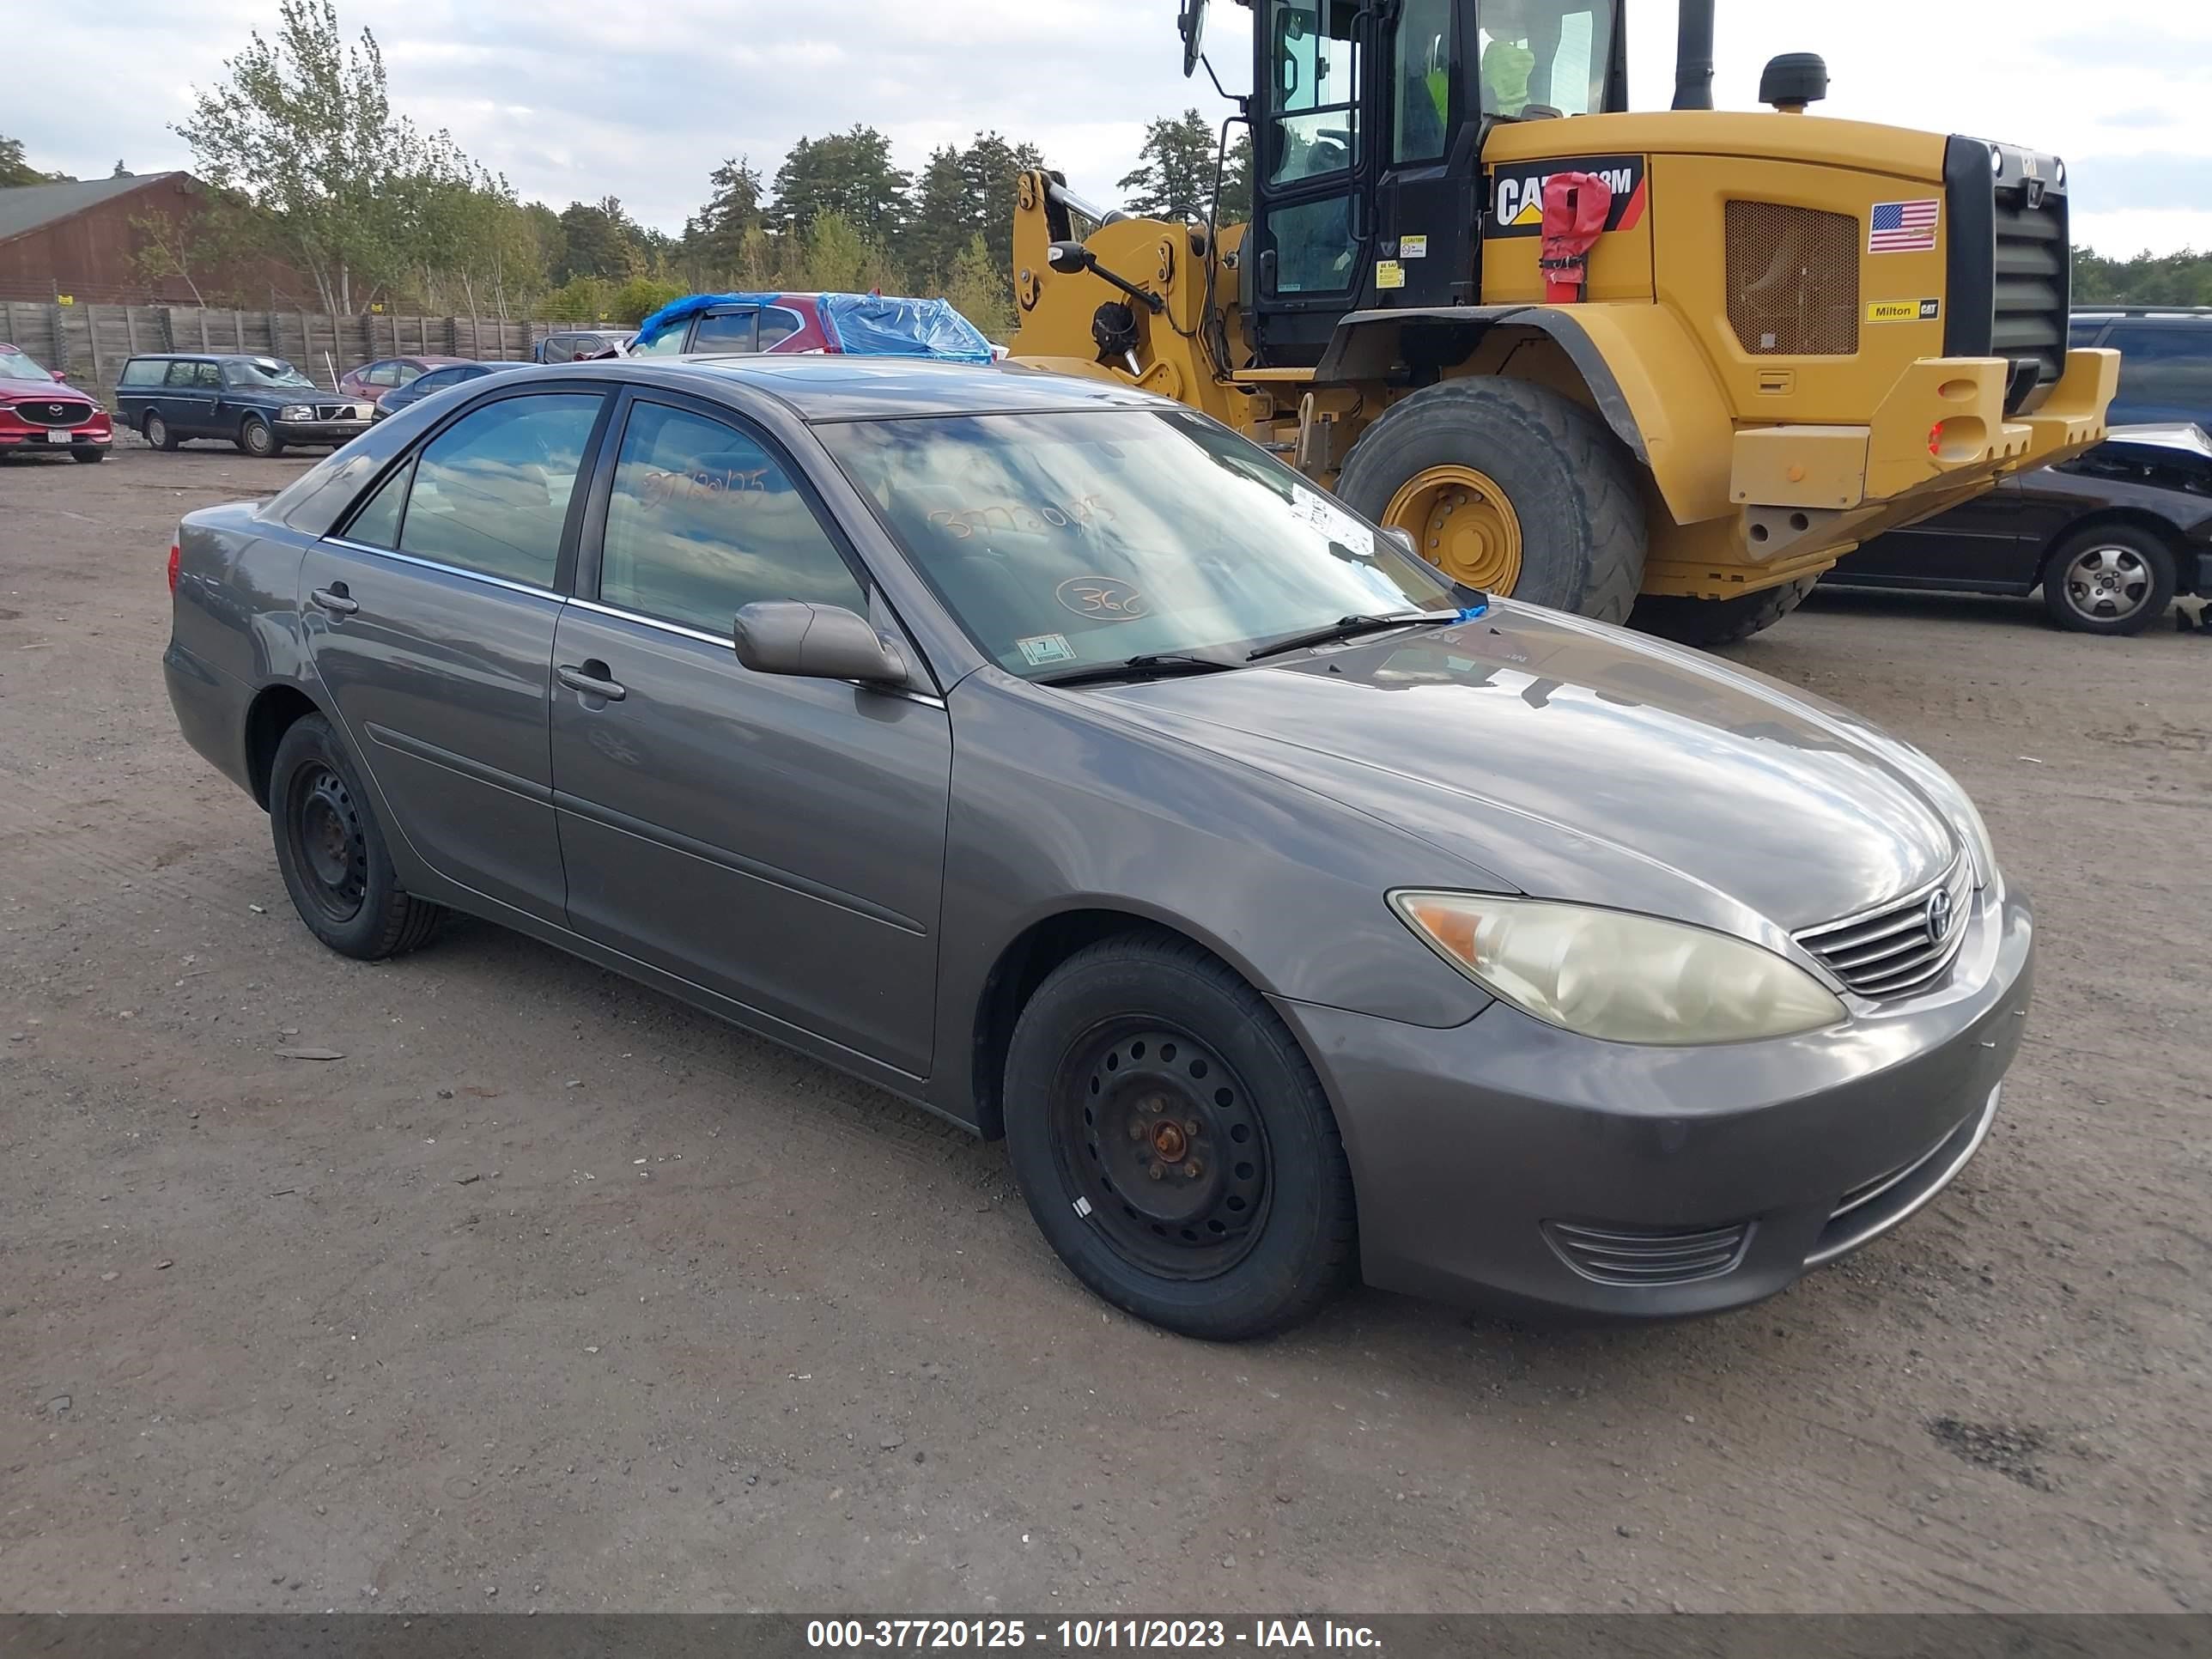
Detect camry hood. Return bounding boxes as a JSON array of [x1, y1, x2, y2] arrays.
[[1090, 604, 1960, 936]]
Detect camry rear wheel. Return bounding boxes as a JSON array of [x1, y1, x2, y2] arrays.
[[1004, 934, 1357, 1340], [269, 714, 444, 960]]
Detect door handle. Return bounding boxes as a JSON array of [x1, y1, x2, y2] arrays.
[[557, 661, 627, 702], [309, 585, 358, 616]]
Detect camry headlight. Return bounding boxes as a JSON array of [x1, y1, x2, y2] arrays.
[[278, 404, 313, 421], [1391, 892, 1846, 1045]]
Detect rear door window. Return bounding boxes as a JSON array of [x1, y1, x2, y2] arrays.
[[596, 400, 867, 633], [690, 309, 760, 353], [365, 362, 402, 387], [394, 393, 605, 588]]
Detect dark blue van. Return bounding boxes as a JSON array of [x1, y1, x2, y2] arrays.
[[114, 353, 374, 458]]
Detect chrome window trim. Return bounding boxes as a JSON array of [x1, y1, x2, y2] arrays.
[[565, 596, 947, 708], [322, 537, 561, 602]]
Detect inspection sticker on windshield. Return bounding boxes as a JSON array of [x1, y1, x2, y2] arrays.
[[1293, 486, 1371, 549], [1017, 633, 1079, 667]]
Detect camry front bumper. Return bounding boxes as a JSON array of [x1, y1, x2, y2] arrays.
[[1279, 883, 2033, 1320]]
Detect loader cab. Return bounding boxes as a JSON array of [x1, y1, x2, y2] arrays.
[[1229, 0, 1627, 364]]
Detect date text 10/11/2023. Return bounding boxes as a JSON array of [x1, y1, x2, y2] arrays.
[[805, 1620, 1383, 1650]]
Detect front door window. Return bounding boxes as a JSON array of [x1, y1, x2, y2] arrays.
[[1266, 0, 1361, 185]]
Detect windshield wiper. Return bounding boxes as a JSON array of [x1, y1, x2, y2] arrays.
[[1031, 653, 1243, 689], [1245, 611, 1448, 662]]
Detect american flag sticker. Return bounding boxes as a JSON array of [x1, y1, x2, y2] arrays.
[[1869, 198, 1941, 253]]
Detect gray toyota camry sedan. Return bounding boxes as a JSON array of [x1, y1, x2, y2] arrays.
[[162, 357, 2032, 1340]]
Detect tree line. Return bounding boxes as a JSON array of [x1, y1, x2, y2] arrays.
[[3, 0, 1249, 343]]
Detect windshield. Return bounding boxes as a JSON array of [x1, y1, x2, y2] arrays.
[[818, 409, 1463, 678], [1479, 0, 1616, 118], [225, 359, 318, 390], [0, 349, 54, 382]]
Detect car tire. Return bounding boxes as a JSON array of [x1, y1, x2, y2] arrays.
[[144, 411, 178, 452], [1632, 574, 1820, 648], [269, 713, 445, 961], [1003, 933, 1358, 1340], [239, 416, 283, 459], [71, 447, 106, 464], [1334, 377, 1647, 623], [2040, 525, 2175, 635]]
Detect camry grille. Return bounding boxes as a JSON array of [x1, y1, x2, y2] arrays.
[[1795, 854, 1973, 998]]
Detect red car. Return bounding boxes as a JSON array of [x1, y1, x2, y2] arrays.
[[337, 355, 470, 407], [0, 343, 113, 462]]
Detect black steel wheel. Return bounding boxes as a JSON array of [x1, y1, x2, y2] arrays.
[[1005, 933, 1357, 1340], [268, 712, 445, 960], [1051, 1021, 1273, 1280], [286, 761, 369, 926]]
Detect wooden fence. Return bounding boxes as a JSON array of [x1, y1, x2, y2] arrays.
[[0, 301, 563, 401]]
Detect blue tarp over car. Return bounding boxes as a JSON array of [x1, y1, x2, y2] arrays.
[[631, 291, 994, 363]]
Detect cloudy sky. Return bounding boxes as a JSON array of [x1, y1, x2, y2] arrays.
[[12, 1, 2211, 257]]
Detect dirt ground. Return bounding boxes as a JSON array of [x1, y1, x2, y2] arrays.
[[1, 443, 2207, 1615]]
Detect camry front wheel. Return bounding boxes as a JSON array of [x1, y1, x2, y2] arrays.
[[1003, 933, 1357, 1340]]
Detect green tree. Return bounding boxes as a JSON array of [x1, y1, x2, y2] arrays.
[[684, 155, 763, 280], [174, 0, 438, 313], [900, 145, 972, 284], [1116, 109, 1221, 222], [945, 233, 1015, 343], [608, 275, 685, 325], [556, 197, 644, 282], [770, 126, 909, 242], [2075, 245, 2212, 307], [0, 135, 67, 187]]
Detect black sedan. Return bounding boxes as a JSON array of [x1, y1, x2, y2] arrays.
[[1826, 426, 2212, 635], [370, 360, 536, 422]]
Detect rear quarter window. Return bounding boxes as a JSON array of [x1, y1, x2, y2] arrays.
[[119, 359, 168, 388]]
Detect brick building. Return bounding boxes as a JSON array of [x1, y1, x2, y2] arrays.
[[0, 172, 309, 306]]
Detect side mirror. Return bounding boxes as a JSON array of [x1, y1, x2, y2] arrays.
[[52, 369, 67, 382], [732, 601, 911, 688]]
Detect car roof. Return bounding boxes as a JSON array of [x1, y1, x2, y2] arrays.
[[636, 356, 1164, 421], [126, 351, 293, 363]]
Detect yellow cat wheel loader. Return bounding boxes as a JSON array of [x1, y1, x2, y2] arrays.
[[1009, 0, 2118, 644]]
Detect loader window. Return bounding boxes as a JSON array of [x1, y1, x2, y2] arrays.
[[1394, 0, 1453, 164], [1478, 0, 1614, 119], [1265, 0, 1361, 185]]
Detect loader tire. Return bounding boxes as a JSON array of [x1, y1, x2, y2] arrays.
[[1630, 575, 1819, 649], [1334, 377, 1646, 623]]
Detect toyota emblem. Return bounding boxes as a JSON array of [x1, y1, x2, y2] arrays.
[[1925, 888, 1954, 943]]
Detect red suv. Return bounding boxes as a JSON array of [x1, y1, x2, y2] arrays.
[[338, 355, 470, 407], [0, 343, 113, 462]]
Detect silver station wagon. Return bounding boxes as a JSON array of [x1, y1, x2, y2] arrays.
[[163, 358, 2032, 1340]]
